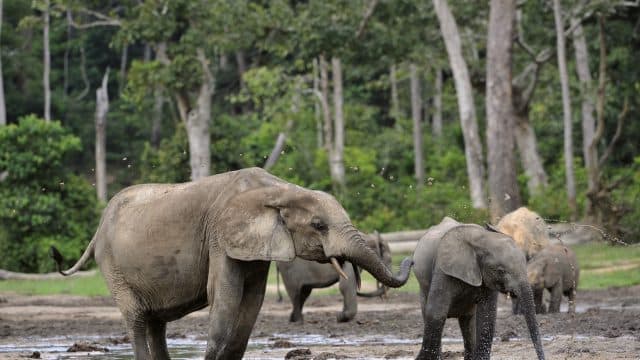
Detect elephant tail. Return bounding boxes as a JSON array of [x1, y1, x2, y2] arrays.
[[49, 235, 97, 276]]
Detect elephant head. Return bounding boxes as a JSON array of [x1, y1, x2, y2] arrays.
[[213, 169, 412, 289], [436, 225, 545, 360]]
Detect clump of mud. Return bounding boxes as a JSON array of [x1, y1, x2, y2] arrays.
[[66, 342, 109, 353], [384, 349, 415, 358]]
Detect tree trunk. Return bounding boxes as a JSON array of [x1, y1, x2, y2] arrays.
[[43, 0, 51, 121], [0, 0, 5, 126], [390, 64, 400, 122], [433, 0, 487, 209], [95, 69, 109, 202], [432, 67, 443, 138], [151, 87, 163, 148], [514, 111, 548, 194], [572, 19, 597, 215], [553, 0, 577, 218], [410, 63, 424, 188], [313, 58, 323, 148], [185, 48, 213, 180], [320, 55, 332, 152], [486, 0, 521, 222], [331, 57, 346, 189], [118, 44, 128, 95], [63, 10, 71, 98], [264, 79, 301, 171]]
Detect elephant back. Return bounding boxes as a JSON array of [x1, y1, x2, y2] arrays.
[[413, 217, 461, 284], [497, 207, 550, 260]]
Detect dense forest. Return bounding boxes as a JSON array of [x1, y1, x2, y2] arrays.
[[0, 0, 638, 272]]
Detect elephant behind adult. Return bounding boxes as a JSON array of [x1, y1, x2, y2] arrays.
[[50, 168, 413, 360], [413, 217, 545, 360], [496, 207, 551, 260], [277, 231, 392, 322], [528, 244, 579, 313]]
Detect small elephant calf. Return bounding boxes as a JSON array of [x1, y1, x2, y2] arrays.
[[527, 244, 579, 314]]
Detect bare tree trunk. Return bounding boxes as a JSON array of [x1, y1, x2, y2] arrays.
[[313, 58, 323, 148], [118, 44, 128, 95], [320, 55, 333, 152], [186, 48, 213, 180], [95, 69, 109, 202], [331, 57, 346, 189], [410, 63, 424, 188], [514, 111, 548, 194], [151, 87, 163, 148], [264, 79, 301, 171], [486, 0, 521, 222], [43, 0, 51, 121], [433, 0, 486, 209], [0, 0, 6, 126], [553, 0, 577, 218], [432, 67, 443, 138], [390, 64, 400, 121], [572, 19, 597, 214], [63, 10, 71, 97]]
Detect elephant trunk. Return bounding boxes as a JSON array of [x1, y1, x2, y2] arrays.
[[520, 282, 546, 360], [356, 285, 386, 298], [342, 232, 412, 288]]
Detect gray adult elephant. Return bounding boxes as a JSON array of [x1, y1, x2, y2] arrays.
[[277, 232, 392, 322], [527, 244, 579, 314], [50, 168, 413, 360], [412, 217, 545, 360]]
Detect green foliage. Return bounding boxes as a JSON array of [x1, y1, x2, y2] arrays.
[[139, 124, 191, 183], [0, 116, 100, 272]]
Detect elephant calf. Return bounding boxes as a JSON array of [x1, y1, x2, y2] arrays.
[[277, 232, 391, 322], [527, 244, 579, 314], [413, 217, 545, 360]]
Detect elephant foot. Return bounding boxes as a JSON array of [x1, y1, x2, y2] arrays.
[[336, 312, 355, 323], [289, 312, 303, 323]]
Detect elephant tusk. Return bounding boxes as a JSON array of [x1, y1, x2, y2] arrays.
[[330, 258, 349, 280]]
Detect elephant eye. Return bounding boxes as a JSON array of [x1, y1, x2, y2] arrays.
[[310, 219, 328, 233]]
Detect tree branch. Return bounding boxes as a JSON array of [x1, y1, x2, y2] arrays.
[[355, 0, 379, 39], [67, 8, 121, 29], [598, 97, 629, 167]]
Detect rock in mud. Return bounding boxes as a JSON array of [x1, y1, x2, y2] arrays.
[[285, 348, 312, 359], [499, 329, 519, 342], [314, 352, 350, 359], [66, 342, 109, 353], [22, 351, 40, 358], [384, 349, 414, 359], [272, 340, 295, 348]]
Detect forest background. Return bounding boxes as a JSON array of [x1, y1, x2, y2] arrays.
[[0, 0, 638, 273]]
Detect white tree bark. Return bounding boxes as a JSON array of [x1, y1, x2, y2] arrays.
[[95, 69, 109, 202], [486, 0, 521, 222], [313, 58, 323, 148], [432, 67, 443, 138], [410, 63, 424, 187], [514, 112, 548, 193], [186, 48, 213, 180], [433, 0, 486, 209], [320, 55, 332, 152], [43, 0, 51, 121], [331, 57, 346, 189], [572, 19, 597, 191], [0, 0, 6, 125], [553, 0, 577, 217]]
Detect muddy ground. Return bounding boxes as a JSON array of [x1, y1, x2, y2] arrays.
[[1, 286, 639, 359]]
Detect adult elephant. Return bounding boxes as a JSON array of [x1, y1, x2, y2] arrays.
[[50, 168, 413, 360], [413, 217, 545, 360], [277, 231, 392, 322]]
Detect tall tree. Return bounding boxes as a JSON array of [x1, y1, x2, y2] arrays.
[[410, 63, 424, 187], [0, 0, 6, 125], [330, 57, 346, 189], [432, 0, 487, 209], [432, 67, 443, 138], [95, 69, 109, 201], [42, 0, 51, 121], [486, 0, 521, 221], [553, 0, 577, 218]]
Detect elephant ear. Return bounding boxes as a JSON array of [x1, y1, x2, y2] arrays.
[[216, 186, 295, 262], [436, 227, 482, 287]]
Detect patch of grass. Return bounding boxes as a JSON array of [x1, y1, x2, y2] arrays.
[[573, 242, 640, 290], [0, 272, 109, 296]]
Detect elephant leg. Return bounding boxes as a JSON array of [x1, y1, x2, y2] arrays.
[[146, 320, 169, 360], [474, 290, 498, 360], [548, 284, 562, 313], [567, 288, 577, 314], [204, 256, 246, 360], [511, 296, 522, 315], [226, 261, 270, 357], [416, 281, 451, 360], [337, 262, 357, 322], [458, 312, 476, 360], [288, 285, 312, 323], [533, 288, 546, 314], [123, 313, 150, 360]]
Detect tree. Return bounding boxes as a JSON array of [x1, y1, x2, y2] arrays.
[[432, 0, 487, 209], [330, 57, 346, 189], [0, 0, 6, 126], [410, 63, 424, 187], [42, 0, 51, 121], [95, 69, 109, 202], [553, 0, 577, 219], [486, 0, 521, 221], [432, 67, 443, 138]]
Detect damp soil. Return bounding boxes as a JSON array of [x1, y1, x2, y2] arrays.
[[1, 286, 639, 359]]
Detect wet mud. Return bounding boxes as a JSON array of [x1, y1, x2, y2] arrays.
[[1, 286, 639, 359]]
